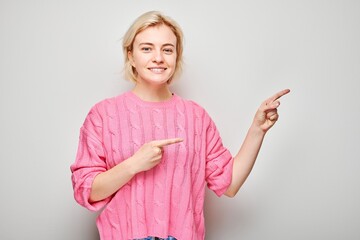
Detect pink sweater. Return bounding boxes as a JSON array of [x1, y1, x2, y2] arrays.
[[71, 91, 233, 240]]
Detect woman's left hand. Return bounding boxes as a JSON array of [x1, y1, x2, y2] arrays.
[[253, 89, 290, 133]]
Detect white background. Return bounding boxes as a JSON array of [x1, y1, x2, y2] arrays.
[[1, 0, 359, 239]]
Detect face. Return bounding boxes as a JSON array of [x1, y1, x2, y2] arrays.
[[128, 24, 177, 86]]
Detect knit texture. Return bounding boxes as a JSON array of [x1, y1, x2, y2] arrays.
[[71, 91, 234, 240]]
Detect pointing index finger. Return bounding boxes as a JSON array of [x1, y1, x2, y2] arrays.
[[268, 89, 291, 103], [152, 138, 184, 147]]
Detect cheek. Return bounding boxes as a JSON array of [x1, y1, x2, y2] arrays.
[[166, 55, 177, 67], [132, 52, 150, 66]]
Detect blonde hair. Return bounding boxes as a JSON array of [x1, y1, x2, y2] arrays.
[[123, 11, 184, 83]]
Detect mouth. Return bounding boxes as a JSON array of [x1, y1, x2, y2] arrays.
[[148, 67, 167, 73]]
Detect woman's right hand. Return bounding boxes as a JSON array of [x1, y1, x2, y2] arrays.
[[89, 138, 183, 202], [128, 138, 183, 174]]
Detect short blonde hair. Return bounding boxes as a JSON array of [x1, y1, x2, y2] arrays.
[[123, 11, 184, 83]]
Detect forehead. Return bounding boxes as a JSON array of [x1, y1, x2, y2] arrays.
[[134, 24, 177, 46]]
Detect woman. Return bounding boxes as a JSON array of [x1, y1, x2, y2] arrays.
[[70, 11, 290, 240]]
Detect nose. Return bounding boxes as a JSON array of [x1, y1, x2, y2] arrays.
[[152, 49, 164, 63]]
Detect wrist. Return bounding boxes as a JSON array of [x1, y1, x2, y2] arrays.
[[122, 157, 139, 176], [249, 123, 267, 137]]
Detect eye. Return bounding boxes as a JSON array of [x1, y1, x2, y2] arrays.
[[141, 47, 151, 52], [163, 48, 174, 54]]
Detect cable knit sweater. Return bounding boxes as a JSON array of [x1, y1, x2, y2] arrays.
[[70, 91, 234, 240]]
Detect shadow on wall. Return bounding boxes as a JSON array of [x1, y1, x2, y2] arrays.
[[65, 208, 100, 240], [204, 189, 258, 239]]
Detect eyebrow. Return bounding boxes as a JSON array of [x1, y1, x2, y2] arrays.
[[139, 42, 175, 48]]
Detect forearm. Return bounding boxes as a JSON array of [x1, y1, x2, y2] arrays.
[[89, 158, 137, 202], [225, 124, 266, 197], [89, 138, 183, 202]]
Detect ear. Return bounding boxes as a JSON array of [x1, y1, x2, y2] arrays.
[[128, 51, 135, 67]]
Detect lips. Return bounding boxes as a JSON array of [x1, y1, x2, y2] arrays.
[[148, 67, 167, 73]]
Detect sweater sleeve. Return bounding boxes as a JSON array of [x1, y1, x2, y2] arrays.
[[70, 105, 111, 211], [205, 116, 234, 197]]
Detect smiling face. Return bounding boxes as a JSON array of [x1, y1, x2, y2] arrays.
[[128, 24, 177, 86]]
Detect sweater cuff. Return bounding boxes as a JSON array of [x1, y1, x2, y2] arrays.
[[73, 172, 111, 211]]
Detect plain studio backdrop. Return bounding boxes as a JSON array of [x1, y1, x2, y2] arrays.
[[1, 0, 359, 239]]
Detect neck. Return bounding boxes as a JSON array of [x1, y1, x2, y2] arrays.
[[132, 82, 172, 102]]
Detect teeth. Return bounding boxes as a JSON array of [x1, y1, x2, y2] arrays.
[[149, 68, 166, 73]]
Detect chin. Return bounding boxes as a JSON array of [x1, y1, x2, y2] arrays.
[[151, 79, 171, 85], [144, 75, 173, 85]]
